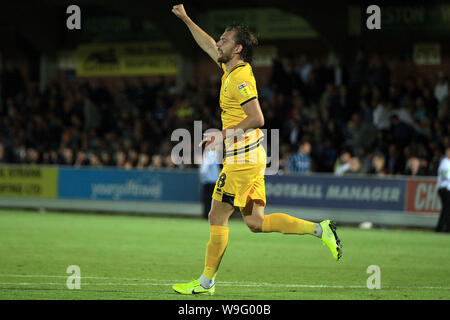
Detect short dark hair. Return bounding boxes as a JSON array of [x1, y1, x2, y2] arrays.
[[225, 24, 258, 62]]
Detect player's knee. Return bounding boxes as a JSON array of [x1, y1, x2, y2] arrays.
[[208, 209, 220, 225], [208, 206, 232, 226], [248, 225, 262, 233], [245, 217, 263, 233]]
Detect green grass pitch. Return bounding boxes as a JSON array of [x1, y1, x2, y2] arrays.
[[0, 209, 449, 300]]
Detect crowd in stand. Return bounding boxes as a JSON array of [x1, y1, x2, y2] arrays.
[[0, 49, 449, 177]]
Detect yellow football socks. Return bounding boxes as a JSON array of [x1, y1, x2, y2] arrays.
[[202, 225, 229, 280], [262, 213, 317, 235], [200, 215, 317, 285]]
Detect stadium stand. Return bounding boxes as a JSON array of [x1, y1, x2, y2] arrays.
[[0, 51, 448, 177]]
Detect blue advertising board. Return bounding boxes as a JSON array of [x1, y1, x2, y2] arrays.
[[58, 168, 200, 203], [57, 167, 408, 212], [265, 174, 406, 211]]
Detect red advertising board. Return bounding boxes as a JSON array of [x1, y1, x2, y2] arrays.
[[405, 179, 441, 214]]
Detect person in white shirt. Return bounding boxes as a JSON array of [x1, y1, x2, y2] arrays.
[[334, 151, 352, 176], [436, 147, 450, 232], [373, 101, 392, 130], [434, 72, 448, 104]]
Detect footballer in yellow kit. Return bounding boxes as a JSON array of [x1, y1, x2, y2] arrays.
[[212, 61, 267, 209], [171, 4, 342, 296]]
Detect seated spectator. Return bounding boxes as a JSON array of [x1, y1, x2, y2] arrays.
[[344, 157, 362, 175], [285, 141, 312, 174], [100, 151, 114, 167], [334, 150, 352, 176], [62, 148, 74, 166], [404, 157, 428, 176], [88, 153, 102, 167], [278, 144, 292, 174], [150, 154, 164, 169], [115, 151, 127, 167], [26, 148, 40, 165], [368, 154, 387, 176], [127, 149, 139, 167], [434, 72, 448, 104], [74, 150, 89, 167], [165, 155, 177, 169], [137, 153, 150, 169]]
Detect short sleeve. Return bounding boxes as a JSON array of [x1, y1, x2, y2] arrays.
[[229, 72, 258, 106]]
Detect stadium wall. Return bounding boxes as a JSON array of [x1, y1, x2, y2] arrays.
[[0, 165, 440, 228]]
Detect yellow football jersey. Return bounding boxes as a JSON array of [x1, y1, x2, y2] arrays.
[[219, 62, 265, 165]]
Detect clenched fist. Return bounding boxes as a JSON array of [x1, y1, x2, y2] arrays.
[[172, 4, 188, 21]]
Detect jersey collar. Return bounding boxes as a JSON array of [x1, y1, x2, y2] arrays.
[[226, 62, 246, 75]]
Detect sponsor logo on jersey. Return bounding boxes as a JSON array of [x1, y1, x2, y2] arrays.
[[238, 82, 251, 96]]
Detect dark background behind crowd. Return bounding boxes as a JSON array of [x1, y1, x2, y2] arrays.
[[0, 49, 449, 177]]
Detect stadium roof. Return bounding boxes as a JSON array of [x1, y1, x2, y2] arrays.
[[0, 0, 446, 56]]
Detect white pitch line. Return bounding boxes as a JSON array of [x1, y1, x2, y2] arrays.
[[0, 274, 169, 281], [0, 274, 366, 288], [0, 282, 175, 286], [0, 274, 449, 290], [1, 282, 449, 290]]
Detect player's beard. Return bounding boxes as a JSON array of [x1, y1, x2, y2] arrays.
[[217, 49, 233, 64]]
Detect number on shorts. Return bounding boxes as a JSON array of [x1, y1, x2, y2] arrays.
[[217, 173, 227, 188]]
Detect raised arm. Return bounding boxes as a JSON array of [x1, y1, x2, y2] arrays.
[[172, 4, 220, 67]]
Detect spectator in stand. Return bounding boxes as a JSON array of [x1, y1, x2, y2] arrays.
[[83, 96, 101, 131], [386, 144, 403, 175], [330, 56, 347, 88], [346, 113, 377, 152], [150, 154, 164, 169], [89, 153, 102, 167], [26, 148, 39, 165], [127, 149, 139, 167], [389, 114, 412, 149], [137, 153, 150, 169], [285, 118, 300, 146], [373, 100, 392, 131], [334, 150, 352, 176], [434, 72, 448, 104], [74, 150, 89, 167], [404, 156, 427, 176], [62, 148, 74, 166], [296, 54, 313, 84], [286, 141, 312, 174], [366, 54, 390, 93], [344, 157, 362, 175], [1, 50, 449, 178], [278, 144, 292, 173], [100, 151, 114, 167], [164, 155, 177, 169], [348, 48, 368, 91], [368, 154, 386, 176], [423, 86, 439, 118], [115, 151, 127, 167]]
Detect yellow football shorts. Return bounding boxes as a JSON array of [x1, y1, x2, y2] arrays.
[[212, 144, 266, 209]]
